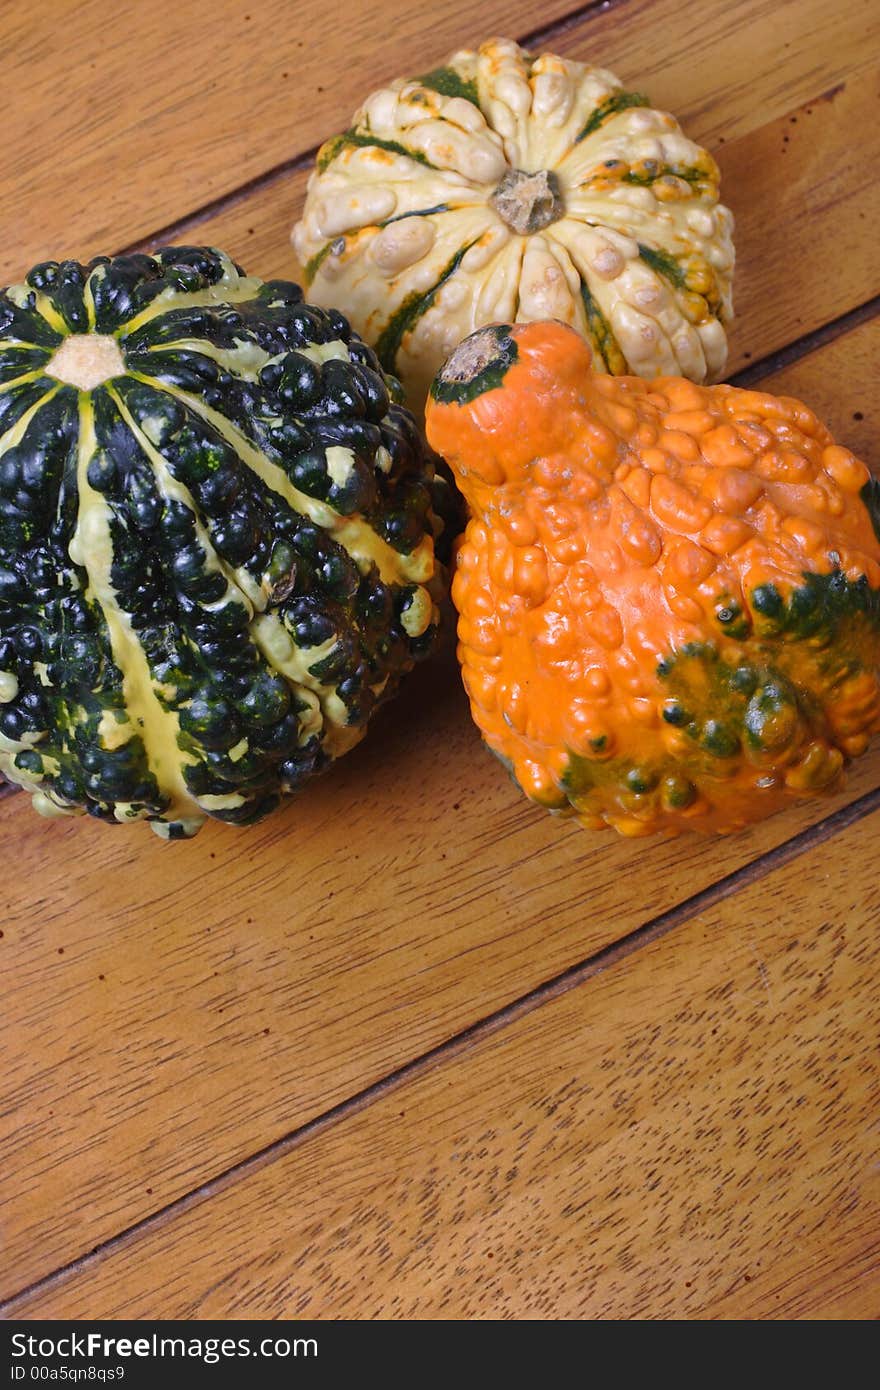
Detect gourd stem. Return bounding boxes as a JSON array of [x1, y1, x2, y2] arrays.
[[47, 333, 125, 390], [440, 327, 509, 385], [489, 168, 564, 235]]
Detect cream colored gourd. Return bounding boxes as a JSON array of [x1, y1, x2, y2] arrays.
[[293, 37, 735, 411]]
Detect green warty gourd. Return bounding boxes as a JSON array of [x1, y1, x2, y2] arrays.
[[0, 247, 454, 837]]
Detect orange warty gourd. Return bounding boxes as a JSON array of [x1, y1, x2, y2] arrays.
[[426, 321, 880, 836]]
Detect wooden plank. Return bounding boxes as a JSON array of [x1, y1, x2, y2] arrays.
[[0, 0, 577, 285], [156, 67, 880, 382], [2, 0, 877, 285], [2, 313, 879, 1300], [9, 806, 879, 1319], [719, 72, 880, 372], [560, 0, 879, 149]]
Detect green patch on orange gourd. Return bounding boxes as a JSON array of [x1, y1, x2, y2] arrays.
[[861, 476, 880, 543]]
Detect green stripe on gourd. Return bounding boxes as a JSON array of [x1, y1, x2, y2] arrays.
[[379, 204, 451, 226], [575, 90, 650, 143], [579, 282, 627, 375], [635, 244, 723, 320], [0, 247, 451, 836], [623, 162, 708, 188], [316, 130, 437, 174], [303, 239, 343, 285], [416, 66, 479, 106], [0, 347, 53, 386], [637, 242, 688, 290], [374, 241, 478, 375]]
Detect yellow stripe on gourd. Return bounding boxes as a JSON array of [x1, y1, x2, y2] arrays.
[[68, 395, 202, 824], [117, 273, 266, 339], [133, 372, 433, 584]]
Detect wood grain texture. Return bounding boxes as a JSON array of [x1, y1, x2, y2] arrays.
[[548, 0, 879, 149], [2, 0, 877, 284], [10, 808, 879, 1320], [719, 71, 880, 372], [0, 0, 580, 283], [2, 325, 879, 1302]]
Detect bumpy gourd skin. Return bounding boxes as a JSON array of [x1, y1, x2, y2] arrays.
[[426, 321, 880, 836], [0, 246, 453, 838], [293, 36, 734, 412]]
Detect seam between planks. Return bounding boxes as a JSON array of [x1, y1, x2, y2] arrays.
[[3, 780, 879, 1315], [729, 294, 880, 388], [518, 0, 624, 47], [115, 0, 629, 261]]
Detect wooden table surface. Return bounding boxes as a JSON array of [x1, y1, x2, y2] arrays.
[[1, 0, 879, 1321]]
